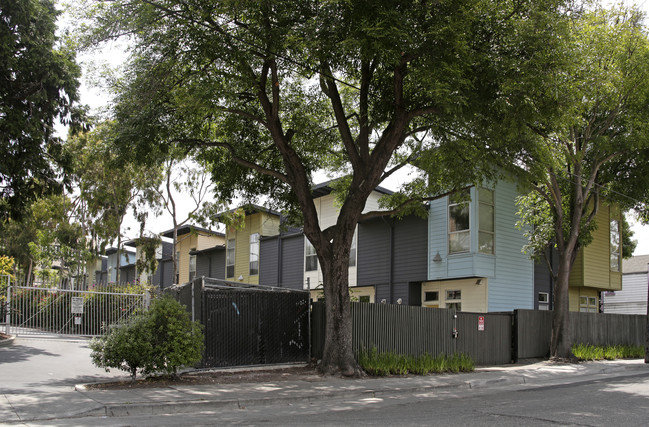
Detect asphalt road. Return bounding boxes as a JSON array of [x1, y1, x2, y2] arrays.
[[0, 336, 129, 394]]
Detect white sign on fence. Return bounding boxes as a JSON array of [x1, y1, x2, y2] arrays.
[[71, 297, 84, 314], [478, 316, 485, 331]]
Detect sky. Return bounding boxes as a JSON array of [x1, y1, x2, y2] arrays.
[[62, 0, 649, 255]]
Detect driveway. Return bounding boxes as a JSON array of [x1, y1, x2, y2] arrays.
[[0, 336, 129, 394]]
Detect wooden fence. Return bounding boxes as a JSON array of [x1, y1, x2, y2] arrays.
[[313, 303, 647, 366]]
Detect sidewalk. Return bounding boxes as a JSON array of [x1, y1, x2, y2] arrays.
[[1, 358, 647, 423]]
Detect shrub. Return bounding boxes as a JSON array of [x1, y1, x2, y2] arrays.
[[146, 297, 204, 376], [90, 316, 154, 381], [89, 297, 204, 381]]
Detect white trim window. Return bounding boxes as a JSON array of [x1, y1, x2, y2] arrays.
[[249, 233, 260, 275], [445, 289, 462, 311], [538, 292, 550, 310], [305, 239, 318, 272], [189, 248, 196, 281], [580, 296, 598, 313], [610, 219, 620, 272], [226, 239, 235, 278], [449, 190, 471, 254], [349, 230, 357, 267], [478, 188, 494, 254]]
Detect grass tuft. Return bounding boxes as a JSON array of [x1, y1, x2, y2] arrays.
[[571, 343, 643, 361], [358, 347, 475, 377]]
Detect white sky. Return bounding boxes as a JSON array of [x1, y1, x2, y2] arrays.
[[62, 1, 649, 254]]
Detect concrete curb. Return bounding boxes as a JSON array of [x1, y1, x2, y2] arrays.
[[61, 361, 649, 420], [79, 377, 525, 419], [0, 335, 15, 347]]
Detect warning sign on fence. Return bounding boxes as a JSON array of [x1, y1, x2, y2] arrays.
[[71, 297, 84, 314], [478, 316, 485, 331]]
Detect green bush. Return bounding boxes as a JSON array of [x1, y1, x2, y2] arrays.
[[358, 347, 475, 376], [89, 316, 154, 381], [146, 297, 204, 376], [89, 297, 204, 381]]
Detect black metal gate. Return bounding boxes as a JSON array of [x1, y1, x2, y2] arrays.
[[168, 278, 310, 368]]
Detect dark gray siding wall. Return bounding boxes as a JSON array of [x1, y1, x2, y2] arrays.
[[358, 215, 428, 305], [158, 259, 175, 289], [533, 248, 557, 309], [196, 250, 225, 279], [260, 238, 279, 286], [358, 219, 391, 285], [120, 266, 136, 284], [260, 234, 305, 290], [280, 234, 305, 290]]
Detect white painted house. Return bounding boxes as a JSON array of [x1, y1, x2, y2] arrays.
[[602, 254, 649, 314]]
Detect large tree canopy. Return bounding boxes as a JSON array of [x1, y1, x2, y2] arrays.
[[508, 6, 649, 359], [0, 0, 82, 221], [81, 0, 570, 374]]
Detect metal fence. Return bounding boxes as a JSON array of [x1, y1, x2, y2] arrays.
[[313, 303, 646, 365], [5, 285, 148, 337], [167, 277, 311, 368], [312, 302, 513, 365]]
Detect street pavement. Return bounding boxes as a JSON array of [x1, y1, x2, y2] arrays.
[[1, 335, 648, 424]]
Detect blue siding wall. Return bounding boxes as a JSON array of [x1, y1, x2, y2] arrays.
[[428, 180, 534, 311]]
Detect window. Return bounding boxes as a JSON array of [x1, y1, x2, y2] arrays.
[[359, 295, 370, 303], [446, 302, 462, 311], [610, 219, 620, 272], [189, 248, 196, 281], [305, 239, 318, 272], [424, 291, 439, 302], [449, 190, 471, 253], [175, 251, 180, 283], [580, 296, 598, 313], [226, 239, 235, 278], [446, 290, 461, 300], [538, 292, 550, 310], [478, 188, 494, 254], [249, 233, 260, 275], [349, 230, 357, 267]]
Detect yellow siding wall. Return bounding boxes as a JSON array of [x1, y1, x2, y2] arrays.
[[226, 211, 280, 285], [421, 278, 488, 312], [569, 203, 622, 292], [569, 287, 599, 312], [177, 232, 224, 284]]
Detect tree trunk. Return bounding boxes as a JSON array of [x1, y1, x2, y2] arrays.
[[318, 251, 359, 377], [550, 252, 573, 360]]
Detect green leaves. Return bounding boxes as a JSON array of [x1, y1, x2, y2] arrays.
[[0, 0, 82, 221]]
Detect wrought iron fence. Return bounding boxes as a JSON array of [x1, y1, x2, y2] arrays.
[[6, 285, 148, 337]]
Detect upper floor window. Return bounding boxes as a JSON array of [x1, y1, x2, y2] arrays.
[[610, 219, 620, 272], [226, 239, 235, 278], [189, 248, 196, 281], [305, 239, 318, 272], [478, 188, 494, 254], [349, 230, 357, 267], [249, 233, 260, 275], [449, 190, 470, 254]]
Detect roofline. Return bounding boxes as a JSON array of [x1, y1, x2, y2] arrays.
[[160, 225, 225, 239], [312, 179, 393, 198], [215, 203, 281, 218]]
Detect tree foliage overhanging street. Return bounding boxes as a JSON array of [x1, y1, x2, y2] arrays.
[[77, 0, 582, 373], [1, 0, 649, 371]]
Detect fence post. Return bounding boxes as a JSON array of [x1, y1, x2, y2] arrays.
[[145, 289, 151, 310], [5, 276, 10, 335]]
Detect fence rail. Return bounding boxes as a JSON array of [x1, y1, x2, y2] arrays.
[[313, 303, 646, 365], [6, 285, 147, 337]]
